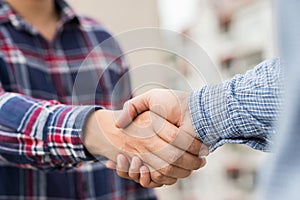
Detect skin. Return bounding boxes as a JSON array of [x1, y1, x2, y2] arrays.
[[84, 110, 206, 187], [6, 0, 208, 187], [5, 0, 59, 41], [107, 89, 209, 187]]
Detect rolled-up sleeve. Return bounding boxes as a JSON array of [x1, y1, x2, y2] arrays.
[[189, 58, 283, 152]]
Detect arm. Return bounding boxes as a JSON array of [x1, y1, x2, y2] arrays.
[[190, 58, 283, 151], [0, 21, 126, 170], [112, 58, 283, 186], [117, 58, 283, 152], [0, 87, 99, 170], [0, 87, 205, 180]]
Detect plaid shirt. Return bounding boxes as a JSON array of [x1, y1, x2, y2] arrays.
[[190, 58, 283, 152], [0, 0, 156, 199]]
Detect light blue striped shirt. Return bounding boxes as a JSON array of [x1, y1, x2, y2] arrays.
[[190, 0, 300, 198], [189, 58, 283, 152]]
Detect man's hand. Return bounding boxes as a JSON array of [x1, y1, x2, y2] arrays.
[[106, 89, 209, 187], [83, 109, 206, 187], [116, 89, 198, 138]]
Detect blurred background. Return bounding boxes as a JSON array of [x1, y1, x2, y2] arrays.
[[69, 0, 275, 199]]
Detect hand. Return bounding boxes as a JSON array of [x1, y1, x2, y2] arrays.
[[83, 109, 205, 187], [106, 154, 206, 188], [116, 89, 200, 139], [106, 89, 209, 187], [116, 89, 209, 154]]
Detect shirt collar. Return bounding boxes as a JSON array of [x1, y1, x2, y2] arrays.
[[0, 0, 80, 34], [55, 0, 80, 26]]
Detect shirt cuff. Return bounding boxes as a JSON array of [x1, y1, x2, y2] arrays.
[[189, 81, 274, 152], [45, 105, 102, 164], [189, 84, 233, 151]]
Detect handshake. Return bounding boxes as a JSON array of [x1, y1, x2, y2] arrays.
[[83, 89, 209, 188]]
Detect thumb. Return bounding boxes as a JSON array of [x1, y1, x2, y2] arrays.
[[116, 94, 150, 128]]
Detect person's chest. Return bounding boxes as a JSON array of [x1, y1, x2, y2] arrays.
[[0, 25, 117, 106]]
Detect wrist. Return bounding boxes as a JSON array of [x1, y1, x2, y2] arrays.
[[83, 109, 124, 161]]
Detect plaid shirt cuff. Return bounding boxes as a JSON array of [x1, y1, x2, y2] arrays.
[[46, 105, 101, 164], [0, 92, 103, 168]]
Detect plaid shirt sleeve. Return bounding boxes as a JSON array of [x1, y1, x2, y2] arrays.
[[189, 58, 283, 152], [0, 88, 100, 170]]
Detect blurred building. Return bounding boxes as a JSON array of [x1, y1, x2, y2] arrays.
[[69, 0, 274, 199], [69, 0, 176, 95], [156, 0, 274, 200]]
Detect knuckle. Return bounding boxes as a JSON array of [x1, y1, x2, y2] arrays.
[[140, 181, 149, 188], [168, 151, 182, 163], [152, 171, 165, 182], [161, 164, 174, 176], [182, 170, 192, 178], [191, 158, 202, 170], [135, 112, 151, 126], [117, 170, 129, 179], [189, 139, 201, 154], [123, 100, 130, 107], [177, 169, 192, 178], [123, 101, 132, 111], [166, 129, 178, 143], [127, 101, 135, 111], [125, 100, 138, 117], [128, 170, 139, 180], [200, 157, 207, 168], [140, 182, 150, 188], [165, 178, 178, 186]]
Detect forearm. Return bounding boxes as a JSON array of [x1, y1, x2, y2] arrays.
[[0, 90, 100, 170], [190, 58, 284, 152]]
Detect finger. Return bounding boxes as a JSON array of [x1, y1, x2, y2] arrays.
[[151, 111, 202, 155], [154, 118, 202, 155], [151, 143, 204, 171], [149, 113, 204, 170], [116, 154, 131, 179], [171, 152, 206, 171], [116, 94, 150, 128], [105, 160, 117, 170], [129, 125, 203, 171], [128, 156, 143, 183], [199, 144, 210, 157], [147, 165, 178, 185], [119, 112, 178, 175], [140, 166, 164, 188], [157, 164, 192, 179], [126, 156, 163, 187], [139, 152, 192, 178], [120, 111, 199, 177], [199, 157, 207, 168]]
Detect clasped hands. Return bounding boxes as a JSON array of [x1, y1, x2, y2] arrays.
[[83, 89, 209, 188]]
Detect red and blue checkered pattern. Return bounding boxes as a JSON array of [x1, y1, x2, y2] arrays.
[[0, 0, 156, 199]]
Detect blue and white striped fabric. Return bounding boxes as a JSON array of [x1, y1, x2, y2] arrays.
[[189, 58, 283, 152]]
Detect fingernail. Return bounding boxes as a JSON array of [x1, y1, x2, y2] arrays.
[[140, 166, 148, 177], [130, 157, 137, 169], [117, 155, 123, 169], [199, 145, 209, 157]]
